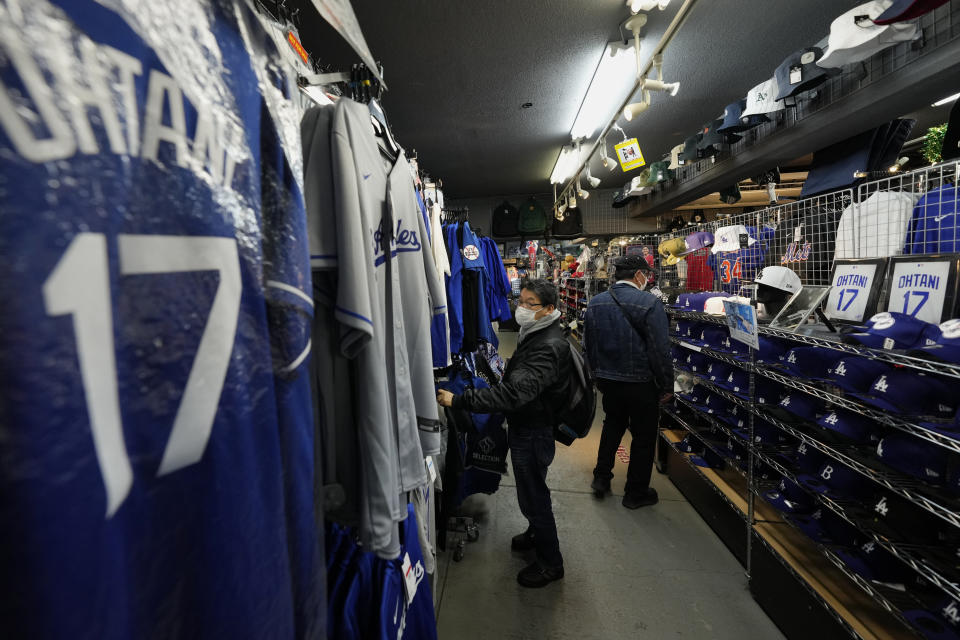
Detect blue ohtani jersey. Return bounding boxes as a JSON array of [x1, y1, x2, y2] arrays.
[[0, 1, 322, 638]]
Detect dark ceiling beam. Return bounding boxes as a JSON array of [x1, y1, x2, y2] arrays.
[[627, 36, 960, 219]]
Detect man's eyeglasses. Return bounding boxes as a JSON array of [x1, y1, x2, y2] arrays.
[[518, 301, 544, 309]]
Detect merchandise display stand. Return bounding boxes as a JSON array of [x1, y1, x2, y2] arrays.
[[657, 160, 960, 640]]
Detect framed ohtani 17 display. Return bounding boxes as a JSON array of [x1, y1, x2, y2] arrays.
[[824, 258, 888, 323], [885, 254, 960, 324]]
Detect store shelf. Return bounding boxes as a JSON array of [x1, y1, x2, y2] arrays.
[[752, 523, 916, 640], [660, 428, 750, 521], [668, 308, 960, 381], [687, 366, 960, 535], [671, 335, 752, 370], [756, 364, 960, 457], [663, 403, 749, 482]]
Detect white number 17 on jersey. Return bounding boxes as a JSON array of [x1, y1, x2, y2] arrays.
[[44, 233, 241, 517]]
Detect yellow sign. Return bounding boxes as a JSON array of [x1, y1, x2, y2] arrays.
[[615, 138, 645, 171]]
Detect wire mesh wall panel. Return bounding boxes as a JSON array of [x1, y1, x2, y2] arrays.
[[654, 159, 960, 298], [582, 190, 659, 235]]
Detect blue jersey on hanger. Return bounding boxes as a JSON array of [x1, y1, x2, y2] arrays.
[[446, 222, 498, 354], [380, 503, 438, 640], [0, 1, 322, 638], [904, 183, 959, 254], [480, 236, 513, 322], [707, 226, 773, 294]]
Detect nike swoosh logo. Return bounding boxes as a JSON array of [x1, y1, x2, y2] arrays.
[[934, 213, 952, 222], [363, 173, 372, 180]]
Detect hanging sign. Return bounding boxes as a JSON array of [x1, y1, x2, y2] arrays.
[[614, 138, 646, 172]]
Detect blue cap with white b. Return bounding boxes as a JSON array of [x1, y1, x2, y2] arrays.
[[797, 460, 871, 499], [844, 311, 942, 350]]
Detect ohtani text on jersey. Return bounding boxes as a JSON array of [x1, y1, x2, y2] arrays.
[[0, 25, 246, 189]]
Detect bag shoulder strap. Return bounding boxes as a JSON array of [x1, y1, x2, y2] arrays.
[[608, 287, 650, 346]]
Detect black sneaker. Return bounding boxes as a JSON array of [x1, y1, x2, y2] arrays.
[[517, 562, 564, 588], [590, 477, 610, 499], [511, 530, 535, 551], [623, 487, 658, 509]]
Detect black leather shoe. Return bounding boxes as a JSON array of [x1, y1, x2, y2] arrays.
[[517, 562, 564, 588], [511, 530, 535, 551], [623, 487, 658, 509], [590, 477, 610, 499]]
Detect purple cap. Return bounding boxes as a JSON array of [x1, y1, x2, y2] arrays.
[[796, 460, 872, 499], [816, 409, 877, 444], [825, 357, 893, 394], [765, 476, 816, 514], [682, 231, 715, 254], [769, 392, 823, 423], [877, 433, 950, 485], [853, 370, 957, 418], [911, 319, 960, 365], [780, 346, 838, 380], [833, 540, 913, 588]]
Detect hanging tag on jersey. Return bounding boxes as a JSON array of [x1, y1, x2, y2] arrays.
[[426, 456, 437, 484], [789, 65, 802, 85], [794, 226, 803, 243], [402, 552, 419, 604], [739, 233, 749, 248], [883, 337, 895, 350]]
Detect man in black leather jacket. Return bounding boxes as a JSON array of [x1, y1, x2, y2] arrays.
[[437, 279, 570, 588]]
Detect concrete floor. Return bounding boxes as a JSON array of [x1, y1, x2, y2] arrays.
[[432, 330, 786, 640]]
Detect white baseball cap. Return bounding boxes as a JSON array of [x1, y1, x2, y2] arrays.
[[627, 176, 652, 197], [755, 266, 802, 294], [704, 296, 728, 315], [668, 143, 684, 170], [817, 1, 918, 69], [740, 77, 785, 119], [711, 225, 757, 253]]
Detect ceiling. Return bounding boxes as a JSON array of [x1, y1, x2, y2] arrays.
[[295, 0, 943, 199]]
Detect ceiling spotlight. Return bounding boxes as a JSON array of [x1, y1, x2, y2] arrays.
[[600, 136, 616, 171], [557, 199, 569, 217], [585, 168, 601, 188], [643, 78, 680, 96], [568, 193, 577, 209], [888, 156, 910, 173], [576, 178, 590, 200], [623, 92, 651, 121]]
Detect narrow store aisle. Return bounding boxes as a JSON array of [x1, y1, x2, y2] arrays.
[[433, 330, 785, 640]]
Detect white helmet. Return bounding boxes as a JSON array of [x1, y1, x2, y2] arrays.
[[755, 266, 801, 294]]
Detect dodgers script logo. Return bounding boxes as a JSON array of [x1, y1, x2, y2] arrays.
[[373, 217, 422, 266]]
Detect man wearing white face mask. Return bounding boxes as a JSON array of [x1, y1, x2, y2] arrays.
[[585, 256, 673, 508], [437, 279, 570, 588]]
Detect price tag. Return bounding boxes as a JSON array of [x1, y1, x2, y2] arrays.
[[794, 226, 802, 243], [425, 456, 437, 484], [739, 233, 749, 248], [825, 262, 879, 322], [886, 260, 952, 324], [679, 341, 702, 352], [789, 65, 802, 84]]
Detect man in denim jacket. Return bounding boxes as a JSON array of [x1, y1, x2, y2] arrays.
[[584, 256, 673, 508]]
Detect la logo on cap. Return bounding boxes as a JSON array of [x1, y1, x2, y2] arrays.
[[781, 396, 791, 406], [787, 352, 797, 364], [874, 375, 889, 393], [824, 413, 838, 425], [834, 362, 847, 376]]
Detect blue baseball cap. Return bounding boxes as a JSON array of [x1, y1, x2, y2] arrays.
[[816, 409, 877, 444], [787, 507, 861, 546], [703, 393, 728, 416], [765, 476, 817, 514], [756, 380, 785, 405], [877, 433, 950, 486], [854, 370, 958, 418], [716, 98, 770, 134], [903, 603, 960, 640], [755, 336, 792, 365], [678, 434, 704, 455], [911, 319, 960, 365], [714, 404, 748, 429], [769, 392, 823, 423], [792, 441, 829, 475], [705, 360, 733, 387], [699, 326, 731, 350], [780, 346, 837, 380], [674, 319, 693, 337], [733, 418, 787, 446], [684, 352, 712, 374], [681, 383, 711, 407], [669, 293, 690, 309], [844, 312, 942, 351], [825, 356, 893, 394], [861, 489, 950, 543], [691, 447, 725, 469], [797, 460, 872, 500], [724, 369, 751, 397], [833, 540, 914, 589]]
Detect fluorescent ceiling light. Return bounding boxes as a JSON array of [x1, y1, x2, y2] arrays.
[[628, 0, 671, 12], [550, 145, 580, 184], [932, 92, 960, 107], [570, 40, 637, 141]]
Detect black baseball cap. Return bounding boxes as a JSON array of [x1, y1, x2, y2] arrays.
[[774, 46, 835, 100], [680, 133, 702, 164], [613, 255, 654, 276]]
